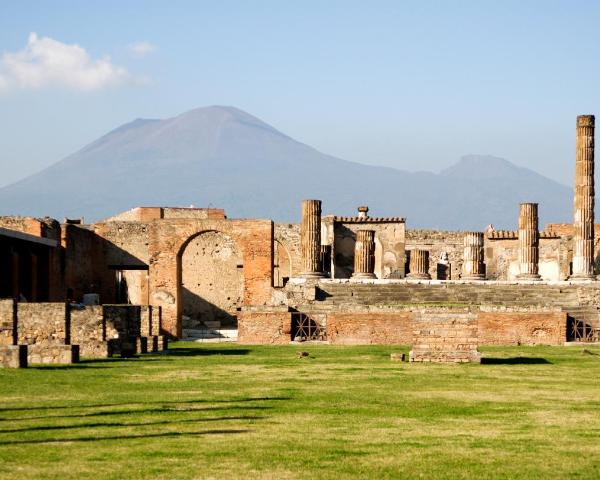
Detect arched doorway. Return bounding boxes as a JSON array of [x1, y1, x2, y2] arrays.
[[178, 231, 244, 331], [274, 240, 292, 287]]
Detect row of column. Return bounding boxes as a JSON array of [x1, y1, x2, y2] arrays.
[[300, 115, 595, 281]]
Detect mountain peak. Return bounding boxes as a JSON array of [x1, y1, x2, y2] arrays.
[[441, 154, 528, 179]]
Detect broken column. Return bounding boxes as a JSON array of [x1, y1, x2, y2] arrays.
[[352, 230, 376, 279], [517, 203, 541, 281], [462, 232, 485, 280], [300, 199, 325, 278], [407, 249, 431, 279], [571, 115, 595, 280]]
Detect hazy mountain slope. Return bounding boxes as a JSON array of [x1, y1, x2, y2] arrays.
[[0, 106, 573, 230]]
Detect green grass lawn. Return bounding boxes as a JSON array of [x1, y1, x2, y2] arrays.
[[1, 343, 600, 479]]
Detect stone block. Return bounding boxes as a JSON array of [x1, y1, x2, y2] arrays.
[[0, 345, 28, 368], [27, 344, 79, 364]]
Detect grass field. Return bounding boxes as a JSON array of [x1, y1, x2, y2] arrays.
[[1, 342, 600, 479]]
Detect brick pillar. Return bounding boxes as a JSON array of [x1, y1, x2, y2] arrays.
[[517, 203, 541, 281], [571, 115, 595, 280], [407, 249, 431, 279], [300, 199, 325, 278], [462, 232, 485, 280], [352, 230, 376, 279]]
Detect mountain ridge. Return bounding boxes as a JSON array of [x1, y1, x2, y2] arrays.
[[0, 106, 574, 229]]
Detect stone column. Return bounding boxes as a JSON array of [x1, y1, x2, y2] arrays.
[[571, 115, 595, 280], [300, 199, 325, 278], [407, 249, 431, 279], [517, 203, 542, 281], [462, 232, 485, 280], [352, 230, 376, 279]]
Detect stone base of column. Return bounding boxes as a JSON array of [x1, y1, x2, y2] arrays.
[[568, 273, 596, 281], [406, 272, 431, 280], [516, 273, 542, 281], [351, 272, 376, 280], [462, 274, 485, 281], [299, 272, 326, 279]]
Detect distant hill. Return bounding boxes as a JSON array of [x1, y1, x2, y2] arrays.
[[0, 106, 573, 230]]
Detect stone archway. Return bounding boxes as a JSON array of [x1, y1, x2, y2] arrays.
[[178, 231, 244, 331], [274, 240, 292, 287]]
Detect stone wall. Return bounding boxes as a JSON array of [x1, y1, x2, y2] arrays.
[[0, 299, 14, 346], [70, 305, 109, 357], [274, 224, 301, 285], [180, 231, 243, 328], [405, 230, 464, 279], [326, 217, 405, 279], [485, 237, 568, 281]]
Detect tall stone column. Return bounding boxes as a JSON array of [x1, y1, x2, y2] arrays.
[[462, 232, 485, 280], [517, 203, 541, 281], [352, 230, 376, 279], [407, 249, 431, 279], [300, 199, 325, 278], [571, 115, 595, 280]]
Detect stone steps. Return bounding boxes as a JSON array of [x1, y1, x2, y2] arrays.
[[182, 328, 238, 343], [311, 283, 582, 309]]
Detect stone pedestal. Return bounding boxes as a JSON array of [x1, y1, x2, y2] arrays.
[[352, 230, 376, 279], [571, 115, 595, 280], [300, 200, 325, 278], [0, 345, 28, 368], [517, 203, 542, 281], [407, 249, 431, 280], [462, 232, 485, 280]]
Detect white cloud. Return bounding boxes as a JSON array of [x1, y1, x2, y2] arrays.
[[128, 41, 156, 58], [0, 32, 135, 93]]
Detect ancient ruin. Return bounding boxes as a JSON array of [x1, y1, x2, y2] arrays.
[[1, 114, 600, 366]]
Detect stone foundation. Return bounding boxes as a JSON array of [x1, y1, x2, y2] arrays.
[[409, 311, 480, 363], [27, 344, 79, 365]]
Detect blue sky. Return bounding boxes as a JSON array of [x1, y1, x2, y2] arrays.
[[1, 1, 599, 187]]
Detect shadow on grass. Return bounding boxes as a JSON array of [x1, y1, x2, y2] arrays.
[[0, 429, 248, 445], [0, 396, 290, 413], [165, 348, 251, 357], [481, 357, 552, 365], [0, 415, 265, 434], [0, 405, 272, 422]]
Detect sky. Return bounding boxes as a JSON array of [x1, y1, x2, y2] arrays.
[[1, 0, 599, 188]]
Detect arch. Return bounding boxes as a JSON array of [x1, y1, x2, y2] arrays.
[[274, 240, 292, 287], [176, 230, 244, 332]]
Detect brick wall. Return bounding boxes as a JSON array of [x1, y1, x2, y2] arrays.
[[410, 310, 480, 363], [238, 311, 292, 344], [478, 311, 566, 346], [327, 312, 412, 345]]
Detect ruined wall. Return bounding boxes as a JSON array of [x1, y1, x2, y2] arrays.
[[62, 225, 103, 302], [485, 237, 568, 281], [148, 218, 273, 337], [327, 312, 412, 345], [70, 305, 108, 357], [237, 310, 292, 344], [274, 224, 301, 286], [104, 207, 226, 222], [410, 310, 480, 363], [180, 231, 243, 328], [405, 230, 464, 279], [478, 310, 566, 345], [328, 218, 405, 279], [0, 217, 45, 237], [0, 299, 14, 346]]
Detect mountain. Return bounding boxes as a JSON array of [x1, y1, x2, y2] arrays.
[[0, 106, 573, 230]]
